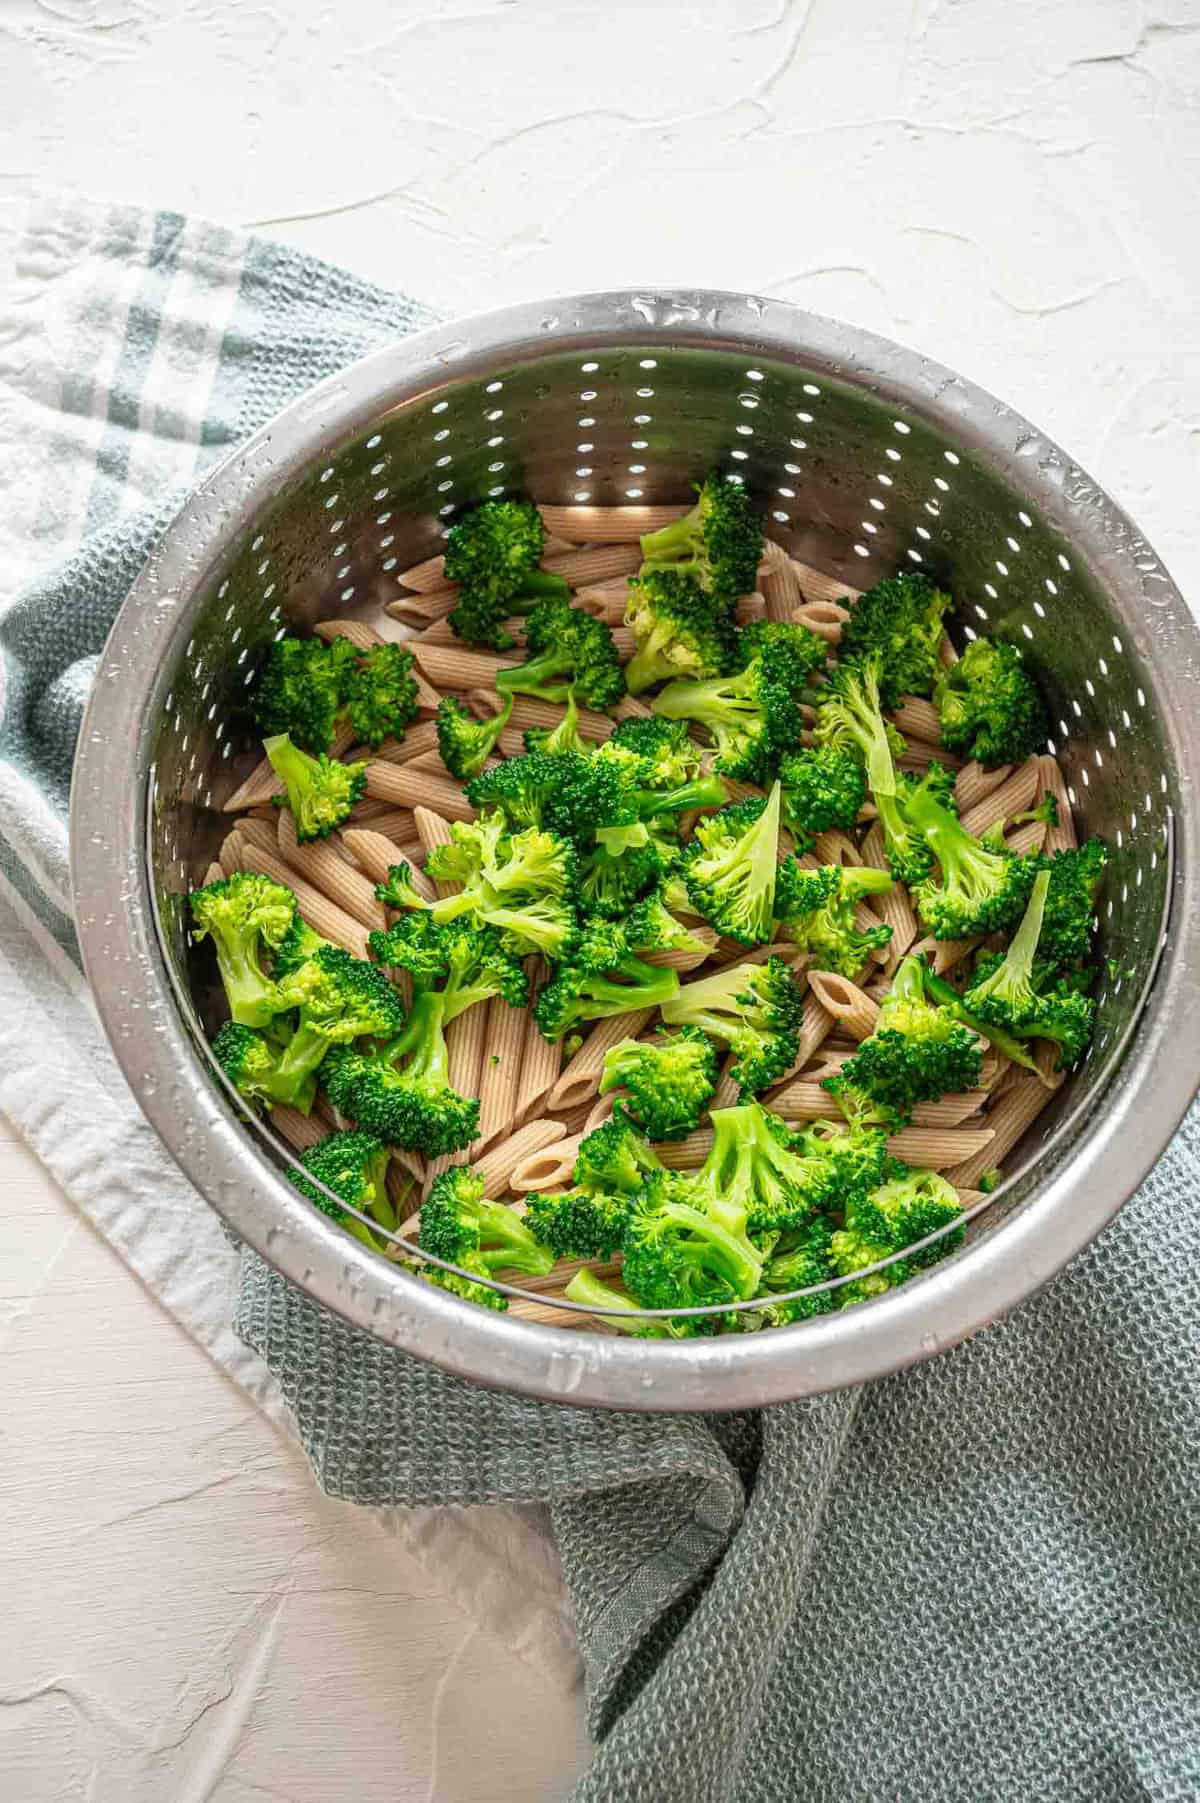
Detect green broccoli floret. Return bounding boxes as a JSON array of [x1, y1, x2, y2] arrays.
[[269, 943, 407, 1106], [341, 642, 420, 748], [736, 619, 828, 690], [212, 1020, 318, 1114], [906, 780, 1038, 939], [496, 598, 626, 711], [436, 693, 514, 780], [263, 733, 367, 842], [574, 1115, 666, 1195], [608, 715, 705, 788], [624, 888, 710, 957], [744, 1217, 838, 1327], [814, 659, 929, 884], [701, 1102, 844, 1237], [831, 1166, 964, 1304], [189, 872, 296, 1027], [369, 914, 528, 1018], [903, 760, 958, 814], [681, 783, 782, 946], [444, 499, 571, 650], [822, 953, 983, 1127], [935, 637, 1048, 767], [838, 571, 953, 707], [521, 688, 589, 757], [321, 991, 479, 1155], [252, 635, 355, 753], [253, 635, 416, 752], [467, 747, 723, 852], [621, 1168, 766, 1310], [773, 860, 894, 976], [962, 870, 1096, 1069], [533, 920, 680, 1040], [600, 1027, 719, 1141], [651, 648, 808, 784], [639, 472, 763, 605], [271, 913, 329, 980], [919, 964, 1040, 1074], [418, 1163, 553, 1279], [778, 745, 867, 844], [561, 1267, 714, 1337], [524, 1118, 665, 1258], [623, 569, 738, 693], [577, 833, 664, 919], [379, 813, 579, 961], [1036, 840, 1108, 964], [290, 1129, 394, 1251], [417, 1264, 509, 1310], [661, 955, 804, 1097]]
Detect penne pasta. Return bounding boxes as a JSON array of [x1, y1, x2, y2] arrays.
[[641, 925, 722, 973], [890, 695, 942, 742], [761, 557, 804, 622], [546, 1009, 658, 1112], [468, 689, 617, 743], [899, 738, 962, 774], [409, 641, 509, 692], [340, 827, 434, 899], [1037, 754, 1078, 852], [276, 810, 388, 929], [887, 1124, 995, 1171], [657, 1129, 714, 1170], [860, 824, 918, 964], [515, 959, 563, 1124], [544, 543, 644, 586], [412, 807, 457, 900], [805, 971, 879, 1041], [960, 759, 1040, 838], [474, 996, 527, 1148], [793, 599, 848, 644], [387, 587, 456, 624], [234, 840, 370, 958], [954, 760, 1013, 814], [312, 618, 383, 651], [202, 859, 226, 887], [472, 1118, 566, 1198], [944, 1070, 1057, 1187], [364, 760, 476, 821], [269, 1105, 326, 1152], [537, 503, 682, 542], [790, 561, 860, 608], [221, 720, 358, 813], [510, 1132, 583, 1193]]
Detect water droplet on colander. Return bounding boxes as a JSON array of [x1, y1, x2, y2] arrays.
[[539, 316, 559, 332]]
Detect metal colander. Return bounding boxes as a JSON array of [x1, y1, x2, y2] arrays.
[[71, 290, 1200, 1412]]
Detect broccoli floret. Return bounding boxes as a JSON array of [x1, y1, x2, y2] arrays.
[[745, 1217, 838, 1327], [436, 693, 514, 780], [522, 687, 589, 757], [919, 963, 1040, 1074], [962, 869, 1096, 1068], [779, 745, 867, 844], [621, 1168, 766, 1310], [681, 784, 782, 946], [822, 953, 983, 1127], [814, 659, 929, 883], [831, 1167, 964, 1304], [904, 760, 958, 814], [600, 1027, 718, 1140], [624, 888, 710, 957], [382, 813, 579, 961], [271, 913, 329, 980], [253, 634, 416, 753], [562, 1267, 713, 1337], [341, 642, 420, 748], [574, 1115, 666, 1195], [661, 955, 804, 1097], [369, 914, 528, 1018], [444, 499, 571, 650], [736, 619, 828, 690], [418, 1163, 553, 1278], [935, 637, 1048, 767], [252, 635, 354, 753], [838, 572, 953, 707], [578, 833, 665, 919], [773, 860, 894, 976], [190, 872, 296, 1027], [1036, 840, 1108, 964], [321, 990, 479, 1155], [652, 649, 808, 784], [623, 569, 738, 693], [269, 943, 407, 1106], [417, 1264, 509, 1310], [609, 715, 705, 788], [906, 780, 1038, 939], [533, 920, 680, 1040], [290, 1129, 394, 1251], [263, 733, 367, 842], [212, 1020, 318, 1114], [468, 747, 723, 852], [639, 472, 763, 606], [496, 598, 626, 711], [701, 1102, 844, 1237], [525, 1118, 664, 1258]]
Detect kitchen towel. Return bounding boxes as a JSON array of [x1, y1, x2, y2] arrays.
[[4, 189, 1199, 1801]]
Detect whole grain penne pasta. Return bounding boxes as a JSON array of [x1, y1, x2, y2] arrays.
[[515, 959, 562, 1123], [793, 600, 848, 644], [791, 561, 860, 608], [582, 1093, 618, 1135], [409, 642, 509, 691], [344, 810, 419, 850], [765, 991, 837, 1092], [412, 807, 456, 899], [887, 1125, 996, 1170], [546, 1009, 658, 1112], [736, 591, 767, 624], [313, 618, 383, 651], [507, 1295, 605, 1330], [538, 503, 682, 542], [710, 1055, 741, 1111], [519, 1256, 624, 1295], [202, 860, 226, 887], [890, 696, 942, 742], [340, 827, 434, 899], [761, 557, 804, 622], [447, 1002, 487, 1099], [772, 1080, 984, 1128], [641, 925, 721, 972], [221, 720, 358, 813], [812, 828, 863, 867], [961, 759, 1040, 838], [613, 694, 653, 721], [541, 543, 644, 587], [656, 1129, 714, 1170], [860, 824, 918, 963], [944, 1070, 1057, 1186], [387, 587, 456, 624], [511, 1132, 583, 1193], [1006, 820, 1048, 857], [475, 995, 526, 1148], [899, 739, 962, 774], [276, 811, 388, 929], [472, 1118, 566, 1197], [939, 634, 959, 667], [758, 538, 787, 574], [270, 1105, 327, 1151], [360, 719, 440, 765], [233, 814, 282, 854], [806, 970, 879, 1041], [1037, 754, 1078, 851], [396, 550, 453, 593], [574, 579, 630, 623], [218, 830, 246, 877], [364, 760, 475, 821], [911, 933, 979, 976], [410, 614, 467, 646], [954, 760, 1013, 814], [234, 840, 370, 959]]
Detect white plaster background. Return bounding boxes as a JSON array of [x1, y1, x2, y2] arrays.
[[1, 1, 1198, 1798]]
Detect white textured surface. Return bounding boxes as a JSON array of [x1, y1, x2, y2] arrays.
[[1, 2, 1198, 1797]]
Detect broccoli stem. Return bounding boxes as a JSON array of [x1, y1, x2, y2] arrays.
[[922, 967, 1038, 1071], [579, 959, 681, 1019], [271, 1023, 333, 1107], [634, 774, 727, 818], [496, 646, 574, 702], [211, 939, 278, 1029], [385, 989, 450, 1081], [971, 869, 1050, 1012], [640, 509, 699, 565], [564, 1267, 654, 1331], [515, 571, 571, 605]]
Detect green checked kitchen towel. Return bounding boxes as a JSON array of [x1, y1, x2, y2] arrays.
[[4, 190, 1200, 1802]]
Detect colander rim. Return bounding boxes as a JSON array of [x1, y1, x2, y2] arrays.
[[70, 287, 1200, 1411]]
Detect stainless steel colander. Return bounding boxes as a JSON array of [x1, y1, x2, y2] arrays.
[[70, 290, 1200, 1411]]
